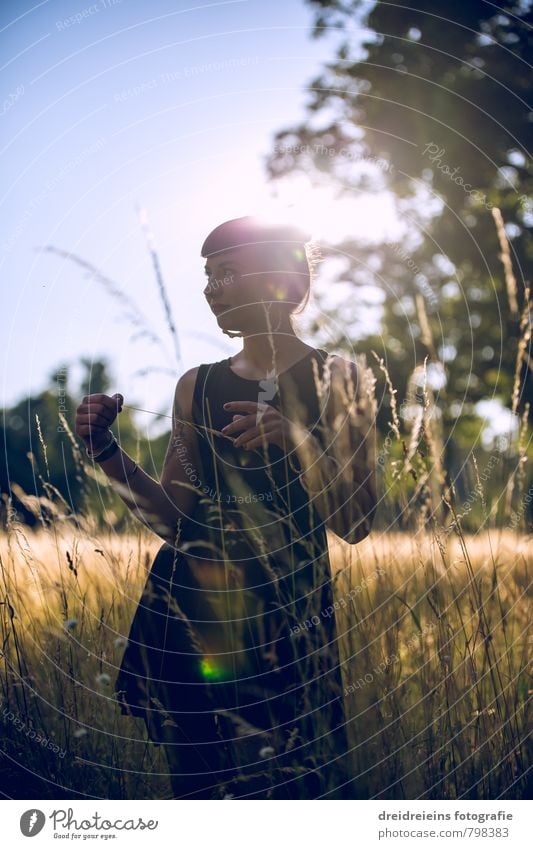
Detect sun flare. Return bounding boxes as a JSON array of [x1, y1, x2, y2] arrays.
[[255, 174, 402, 245]]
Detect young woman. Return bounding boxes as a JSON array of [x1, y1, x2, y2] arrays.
[[75, 216, 377, 800]]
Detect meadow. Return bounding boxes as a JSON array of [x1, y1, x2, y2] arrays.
[[1, 518, 530, 799], [1, 209, 530, 799]]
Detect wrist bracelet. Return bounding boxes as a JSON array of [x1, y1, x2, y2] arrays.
[[86, 430, 114, 458], [86, 431, 118, 461], [95, 438, 119, 463]]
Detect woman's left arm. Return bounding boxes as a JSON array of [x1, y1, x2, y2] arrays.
[[293, 355, 377, 545]]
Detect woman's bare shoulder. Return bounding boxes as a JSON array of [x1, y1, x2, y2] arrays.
[[173, 359, 224, 416], [173, 367, 201, 419]]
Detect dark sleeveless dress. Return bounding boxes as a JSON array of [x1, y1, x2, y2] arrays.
[[114, 347, 352, 798]]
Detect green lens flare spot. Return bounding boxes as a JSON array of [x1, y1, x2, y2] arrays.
[[200, 658, 225, 681]]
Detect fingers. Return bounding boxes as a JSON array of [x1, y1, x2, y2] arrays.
[[222, 404, 276, 436], [221, 413, 257, 436], [80, 394, 122, 413], [75, 393, 123, 442], [234, 423, 275, 449], [76, 411, 112, 428], [233, 426, 259, 448], [223, 401, 261, 413], [76, 406, 115, 429], [76, 423, 109, 437], [112, 393, 124, 411], [237, 429, 278, 451]]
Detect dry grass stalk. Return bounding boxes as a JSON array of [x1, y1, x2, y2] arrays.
[[492, 207, 519, 316]]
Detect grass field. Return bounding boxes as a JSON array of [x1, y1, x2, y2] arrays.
[[1, 521, 530, 799], [1, 211, 530, 799]]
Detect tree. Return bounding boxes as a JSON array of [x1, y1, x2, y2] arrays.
[[267, 0, 532, 438], [0, 358, 167, 531], [79, 357, 111, 397]]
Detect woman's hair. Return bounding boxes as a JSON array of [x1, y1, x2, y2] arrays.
[[201, 216, 321, 315]]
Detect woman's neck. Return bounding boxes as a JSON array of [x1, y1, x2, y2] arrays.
[[233, 323, 314, 378]]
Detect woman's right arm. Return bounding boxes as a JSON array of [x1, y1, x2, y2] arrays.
[[75, 368, 200, 544]]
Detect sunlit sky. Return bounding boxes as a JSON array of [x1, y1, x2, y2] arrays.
[[0, 0, 411, 436]]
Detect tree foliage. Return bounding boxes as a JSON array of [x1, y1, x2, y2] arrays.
[[267, 0, 532, 443], [0, 358, 168, 531]]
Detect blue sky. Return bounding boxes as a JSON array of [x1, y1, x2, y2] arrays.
[[1, 0, 369, 434]]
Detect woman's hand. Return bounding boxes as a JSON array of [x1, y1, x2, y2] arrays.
[[221, 400, 309, 452], [75, 392, 124, 452]]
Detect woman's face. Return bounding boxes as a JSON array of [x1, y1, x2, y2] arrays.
[[203, 245, 290, 333]]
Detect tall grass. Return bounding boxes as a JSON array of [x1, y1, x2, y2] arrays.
[[1, 208, 530, 799], [0, 520, 530, 798], [333, 530, 531, 799], [0, 523, 170, 799]]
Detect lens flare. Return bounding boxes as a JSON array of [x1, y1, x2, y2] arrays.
[[199, 657, 226, 681]]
